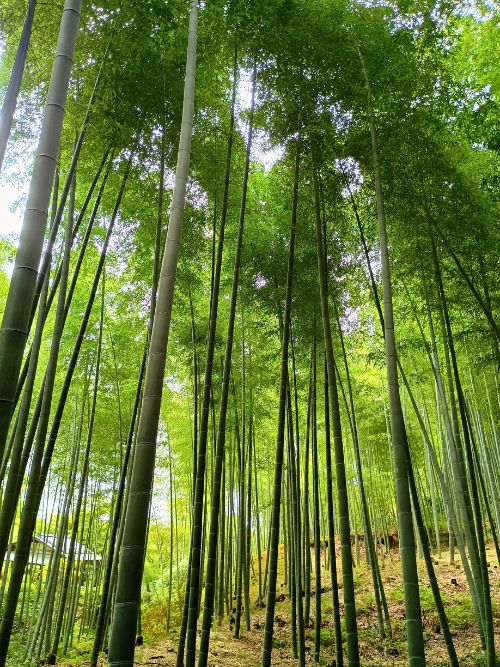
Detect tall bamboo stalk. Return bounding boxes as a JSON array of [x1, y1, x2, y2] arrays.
[[359, 51, 425, 666], [311, 137, 359, 667], [261, 126, 301, 667], [106, 4, 198, 665], [0, 0, 37, 171], [0, 0, 82, 460]]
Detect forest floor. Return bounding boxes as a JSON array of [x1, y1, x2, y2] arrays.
[[66, 542, 499, 667]]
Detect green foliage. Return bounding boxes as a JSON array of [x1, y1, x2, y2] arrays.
[[0, 0, 498, 664]]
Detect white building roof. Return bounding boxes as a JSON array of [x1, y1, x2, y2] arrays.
[[5, 534, 102, 565]]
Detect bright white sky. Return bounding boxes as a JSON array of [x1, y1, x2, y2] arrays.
[[0, 140, 281, 254], [0, 37, 29, 245], [0, 66, 281, 250], [0, 179, 26, 240], [0, 49, 282, 267]]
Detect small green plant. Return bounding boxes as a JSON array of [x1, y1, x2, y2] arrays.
[[320, 628, 333, 646], [388, 584, 404, 602], [445, 593, 475, 629], [472, 651, 488, 666], [419, 586, 437, 611]]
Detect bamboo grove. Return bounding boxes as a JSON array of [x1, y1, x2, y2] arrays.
[[0, 0, 498, 666]]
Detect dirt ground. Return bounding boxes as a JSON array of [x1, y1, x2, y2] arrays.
[[91, 543, 499, 667]]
